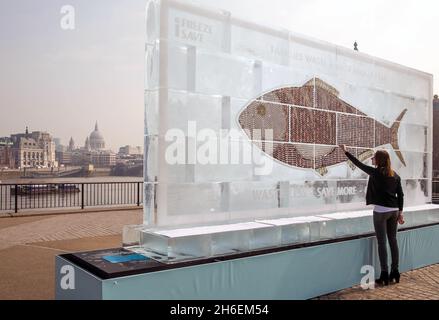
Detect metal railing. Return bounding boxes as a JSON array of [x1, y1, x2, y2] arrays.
[[0, 182, 143, 213]]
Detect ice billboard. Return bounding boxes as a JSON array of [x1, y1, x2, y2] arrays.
[[144, 0, 433, 228]]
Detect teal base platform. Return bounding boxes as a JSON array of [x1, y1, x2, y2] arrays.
[[55, 223, 439, 300]]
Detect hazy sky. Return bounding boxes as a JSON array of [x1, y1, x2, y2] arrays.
[[0, 0, 438, 151]]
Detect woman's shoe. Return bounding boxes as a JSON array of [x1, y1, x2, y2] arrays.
[[375, 271, 389, 286], [389, 270, 401, 284]]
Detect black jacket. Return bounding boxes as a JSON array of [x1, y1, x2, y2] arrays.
[[345, 152, 404, 211]]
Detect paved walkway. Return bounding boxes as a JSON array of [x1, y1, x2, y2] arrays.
[[0, 210, 142, 300], [318, 264, 439, 300], [0, 210, 438, 300], [0, 209, 141, 250]]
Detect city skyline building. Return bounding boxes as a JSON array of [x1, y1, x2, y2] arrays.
[[56, 122, 116, 168], [9, 127, 57, 169]]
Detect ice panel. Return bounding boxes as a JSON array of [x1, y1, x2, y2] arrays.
[[289, 34, 338, 79], [402, 209, 439, 228], [196, 50, 262, 99], [165, 136, 275, 184], [167, 3, 230, 52], [166, 90, 223, 135], [192, 138, 255, 183], [333, 82, 374, 116], [168, 42, 193, 90], [122, 225, 145, 247], [406, 99, 430, 126], [336, 216, 374, 237], [211, 229, 250, 256], [401, 179, 430, 207], [281, 223, 310, 245], [385, 93, 429, 126], [249, 225, 281, 250], [336, 180, 368, 206], [169, 234, 212, 260], [373, 62, 431, 99], [145, 44, 159, 90], [145, 90, 158, 136], [258, 217, 312, 245], [143, 183, 156, 225], [166, 183, 223, 216], [363, 88, 401, 127], [261, 64, 314, 95], [287, 180, 338, 216], [145, 39, 198, 91], [139, 231, 168, 257], [320, 212, 373, 237], [231, 22, 289, 65], [146, 0, 160, 45], [334, 49, 379, 88], [309, 218, 336, 242], [397, 124, 428, 153], [139, 229, 212, 262], [228, 181, 279, 213], [144, 135, 158, 183], [392, 152, 428, 179], [268, 216, 335, 242]]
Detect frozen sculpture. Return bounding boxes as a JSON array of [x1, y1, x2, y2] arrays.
[[124, 0, 435, 263]]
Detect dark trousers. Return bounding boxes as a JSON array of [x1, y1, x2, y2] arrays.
[[373, 211, 399, 273]]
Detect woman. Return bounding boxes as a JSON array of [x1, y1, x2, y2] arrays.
[[340, 145, 405, 286]]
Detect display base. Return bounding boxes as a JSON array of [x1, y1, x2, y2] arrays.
[[56, 222, 439, 300], [124, 205, 439, 264]]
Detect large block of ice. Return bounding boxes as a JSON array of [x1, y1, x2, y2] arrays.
[[139, 228, 212, 262], [318, 211, 373, 237], [137, 222, 282, 262], [308, 216, 337, 241], [261, 216, 336, 242], [402, 206, 439, 228], [211, 225, 251, 256], [249, 224, 281, 250], [142, 0, 433, 239], [122, 225, 146, 247], [258, 217, 311, 245]]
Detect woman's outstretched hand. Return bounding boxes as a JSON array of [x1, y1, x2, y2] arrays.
[[339, 145, 347, 153]]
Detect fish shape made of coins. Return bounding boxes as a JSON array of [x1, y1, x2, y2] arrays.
[[238, 78, 407, 176]]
